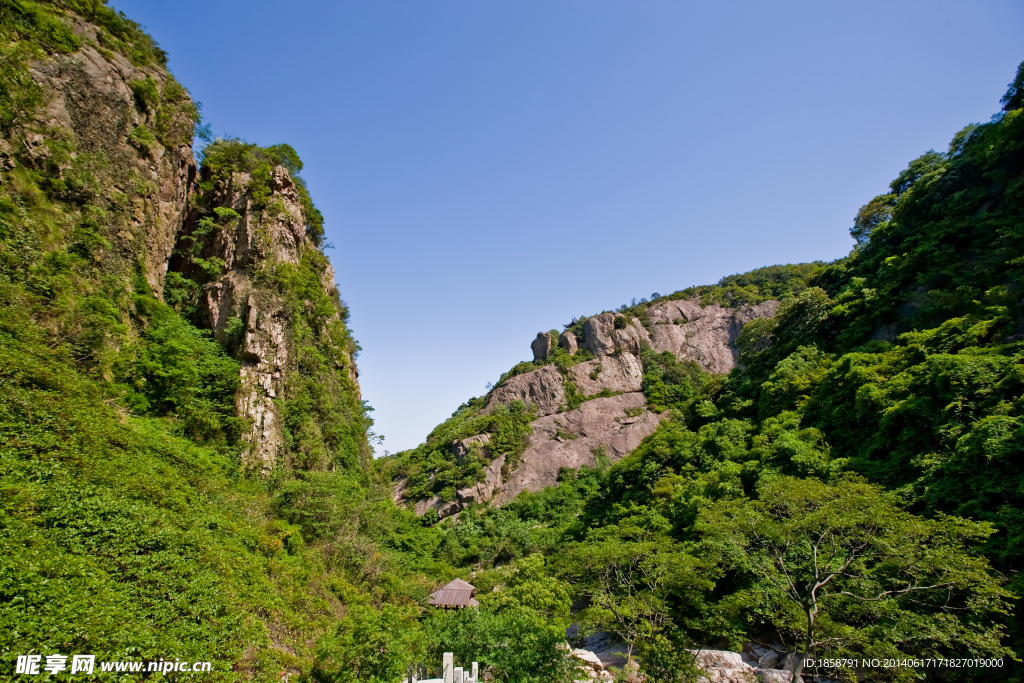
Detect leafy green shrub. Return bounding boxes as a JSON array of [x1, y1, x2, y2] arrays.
[[311, 603, 424, 683], [422, 605, 576, 683], [118, 296, 243, 444], [200, 139, 325, 245]]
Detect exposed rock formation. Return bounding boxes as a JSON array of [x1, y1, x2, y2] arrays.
[[491, 393, 664, 505], [532, 332, 552, 361], [21, 20, 360, 473], [400, 296, 779, 516], [559, 330, 578, 354], [169, 166, 329, 469], [457, 454, 506, 507], [452, 434, 491, 464], [484, 365, 565, 416], [27, 32, 197, 298], [569, 644, 797, 683], [566, 352, 644, 396], [413, 454, 507, 517], [688, 649, 803, 683], [644, 299, 780, 374]]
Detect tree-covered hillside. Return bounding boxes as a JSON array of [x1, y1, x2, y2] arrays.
[[0, 3, 443, 680], [380, 61, 1024, 683]]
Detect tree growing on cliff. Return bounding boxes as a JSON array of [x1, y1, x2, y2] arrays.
[[697, 476, 1013, 682]]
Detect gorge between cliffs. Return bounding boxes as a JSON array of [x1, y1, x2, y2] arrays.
[[2, 3, 1024, 683]]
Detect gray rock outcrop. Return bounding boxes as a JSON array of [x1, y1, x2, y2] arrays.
[[170, 166, 341, 469], [559, 330, 578, 355], [452, 434, 491, 463], [692, 649, 794, 683], [532, 332, 552, 361], [402, 296, 780, 515], [490, 393, 665, 506], [27, 37, 197, 298], [566, 352, 644, 396], [579, 314, 650, 357], [484, 365, 565, 416], [644, 299, 780, 374], [457, 454, 506, 506], [581, 314, 617, 356]]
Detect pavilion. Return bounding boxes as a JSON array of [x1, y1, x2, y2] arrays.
[[428, 578, 479, 609]]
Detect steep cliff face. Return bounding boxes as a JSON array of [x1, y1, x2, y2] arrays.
[[17, 19, 196, 295], [0, 4, 373, 675], [393, 296, 779, 517], [5, 6, 366, 472], [167, 146, 367, 471]]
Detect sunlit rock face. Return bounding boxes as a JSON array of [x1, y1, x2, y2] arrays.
[[396, 296, 780, 518]]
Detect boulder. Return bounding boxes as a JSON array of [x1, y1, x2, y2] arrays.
[[571, 649, 604, 671], [573, 631, 629, 669], [610, 318, 649, 356], [693, 650, 746, 670], [579, 313, 652, 357], [581, 313, 617, 356], [436, 499, 462, 517], [532, 332, 552, 362], [484, 365, 565, 416], [691, 649, 788, 683], [559, 330, 579, 355], [451, 434, 490, 463]]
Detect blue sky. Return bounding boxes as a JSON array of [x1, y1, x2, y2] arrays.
[[114, 0, 1023, 453]]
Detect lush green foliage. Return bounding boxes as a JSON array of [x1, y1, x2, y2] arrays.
[[0, 8, 422, 681], [199, 138, 325, 245], [406, 63, 1024, 682], [5, 6, 1024, 681], [422, 555, 578, 683], [699, 475, 1011, 681], [383, 399, 535, 502]]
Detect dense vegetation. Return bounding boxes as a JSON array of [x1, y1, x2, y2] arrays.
[[378, 62, 1024, 683], [0, 4, 426, 681]]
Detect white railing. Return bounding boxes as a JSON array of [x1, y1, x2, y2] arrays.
[[409, 653, 478, 683]]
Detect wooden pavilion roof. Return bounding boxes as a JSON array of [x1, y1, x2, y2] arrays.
[[429, 578, 479, 608]]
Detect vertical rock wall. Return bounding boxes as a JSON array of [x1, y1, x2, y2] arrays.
[[170, 166, 359, 470], [18, 10, 366, 473]]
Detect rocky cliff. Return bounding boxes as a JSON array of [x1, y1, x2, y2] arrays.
[[394, 297, 779, 517], [168, 157, 363, 470], [17, 18, 196, 294], [10, 8, 366, 472]]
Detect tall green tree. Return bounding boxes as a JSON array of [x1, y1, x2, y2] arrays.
[[698, 476, 1013, 682]]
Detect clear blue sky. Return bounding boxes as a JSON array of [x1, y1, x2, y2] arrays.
[[113, 0, 1023, 453]]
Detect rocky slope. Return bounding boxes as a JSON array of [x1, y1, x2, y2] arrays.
[[24, 20, 197, 297], [2, 5, 376, 677], [11, 7, 365, 470], [395, 299, 778, 517]]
